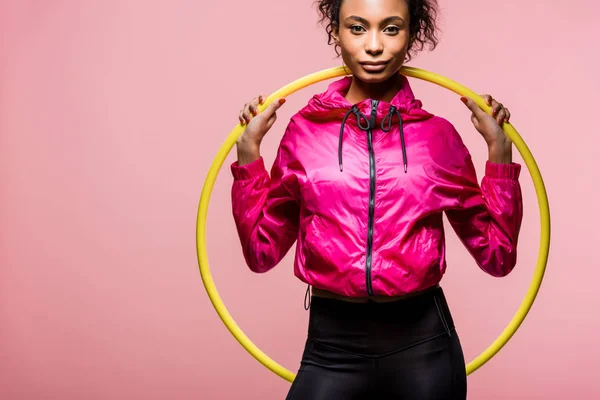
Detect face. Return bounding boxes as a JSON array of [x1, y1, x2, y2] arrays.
[[333, 0, 410, 84]]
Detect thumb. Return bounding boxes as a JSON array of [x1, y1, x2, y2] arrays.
[[460, 96, 485, 118], [261, 98, 286, 118]]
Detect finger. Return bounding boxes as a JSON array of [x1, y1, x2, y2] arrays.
[[250, 96, 262, 116], [239, 107, 248, 125], [251, 95, 266, 117], [243, 102, 254, 122], [496, 108, 507, 124], [491, 102, 503, 117], [460, 96, 486, 119], [248, 101, 258, 117], [482, 94, 493, 107], [505, 107, 511, 123]]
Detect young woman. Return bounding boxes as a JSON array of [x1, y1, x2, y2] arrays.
[[231, 0, 522, 398]]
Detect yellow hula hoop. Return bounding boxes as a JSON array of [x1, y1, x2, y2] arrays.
[[196, 66, 550, 382]]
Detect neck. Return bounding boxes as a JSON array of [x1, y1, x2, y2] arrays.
[[345, 72, 403, 105]]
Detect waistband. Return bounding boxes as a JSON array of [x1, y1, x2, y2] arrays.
[[311, 283, 441, 304], [306, 286, 455, 356]]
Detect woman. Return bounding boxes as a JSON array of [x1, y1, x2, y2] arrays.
[[231, 0, 522, 398]]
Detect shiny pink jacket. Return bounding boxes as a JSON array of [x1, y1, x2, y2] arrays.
[[231, 76, 523, 297]]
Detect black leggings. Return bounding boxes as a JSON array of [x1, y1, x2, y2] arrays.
[[286, 286, 467, 400]]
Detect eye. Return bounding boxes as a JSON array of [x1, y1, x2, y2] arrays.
[[350, 25, 365, 34], [384, 26, 400, 35]]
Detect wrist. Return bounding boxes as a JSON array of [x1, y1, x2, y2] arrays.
[[487, 140, 512, 164], [236, 138, 261, 166]]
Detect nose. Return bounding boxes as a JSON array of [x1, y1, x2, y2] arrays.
[[365, 31, 383, 55]]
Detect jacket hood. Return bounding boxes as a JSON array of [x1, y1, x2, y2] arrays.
[[299, 75, 433, 123], [298, 75, 433, 173]]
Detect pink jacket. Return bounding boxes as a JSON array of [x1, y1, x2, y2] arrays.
[[231, 76, 523, 297]]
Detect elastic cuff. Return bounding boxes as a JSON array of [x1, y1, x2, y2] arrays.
[[231, 157, 267, 180], [485, 161, 521, 179]]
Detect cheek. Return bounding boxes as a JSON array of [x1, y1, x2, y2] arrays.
[[389, 35, 409, 51], [387, 40, 408, 60], [340, 42, 360, 63]]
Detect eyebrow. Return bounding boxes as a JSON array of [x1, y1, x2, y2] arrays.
[[345, 15, 404, 25]]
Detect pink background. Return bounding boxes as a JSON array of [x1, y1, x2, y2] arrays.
[[1, 1, 598, 398]]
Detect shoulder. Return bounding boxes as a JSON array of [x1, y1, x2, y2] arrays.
[[274, 112, 312, 160], [419, 116, 474, 171], [426, 116, 459, 138], [425, 116, 469, 153], [279, 110, 315, 143]]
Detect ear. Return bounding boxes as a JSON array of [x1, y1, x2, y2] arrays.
[[332, 23, 340, 44]]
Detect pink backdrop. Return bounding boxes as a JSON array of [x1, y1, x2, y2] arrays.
[[1, 1, 598, 398]]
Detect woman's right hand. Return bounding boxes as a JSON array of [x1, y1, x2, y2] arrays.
[[237, 95, 286, 148]]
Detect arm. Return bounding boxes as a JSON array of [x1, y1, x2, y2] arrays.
[[444, 126, 523, 277], [231, 124, 301, 273]]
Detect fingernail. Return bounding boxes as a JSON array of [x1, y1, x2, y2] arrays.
[[279, 98, 286, 105], [460, 97, 467, 104]]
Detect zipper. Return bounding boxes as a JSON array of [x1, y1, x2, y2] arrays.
[[365, 99, 378, 296]]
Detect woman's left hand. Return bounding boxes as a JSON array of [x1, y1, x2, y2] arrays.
[[460, 94, 513, 164]]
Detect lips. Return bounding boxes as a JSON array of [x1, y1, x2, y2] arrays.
[[360, 60, 390, 72]]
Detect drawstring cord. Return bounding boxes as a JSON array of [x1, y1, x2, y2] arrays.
[[339, 105, 407, 173], [339, 106, 370, 172], [304, 284, 311, 310], [381, 106, 407, 173]]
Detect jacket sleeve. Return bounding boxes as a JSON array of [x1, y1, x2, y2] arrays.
[[230, 124, 301, 273], [443, 125, 523, 277]]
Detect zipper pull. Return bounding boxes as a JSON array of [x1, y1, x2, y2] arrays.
[[370, 100, 379, 126]]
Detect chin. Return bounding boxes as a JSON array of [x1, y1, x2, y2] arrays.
[[353, 70, 397, 84]]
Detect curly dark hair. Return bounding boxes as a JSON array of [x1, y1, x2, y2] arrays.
[[315, 0, 440, 62]]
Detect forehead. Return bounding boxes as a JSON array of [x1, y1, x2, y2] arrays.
[[339, 0, 409, 19]]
